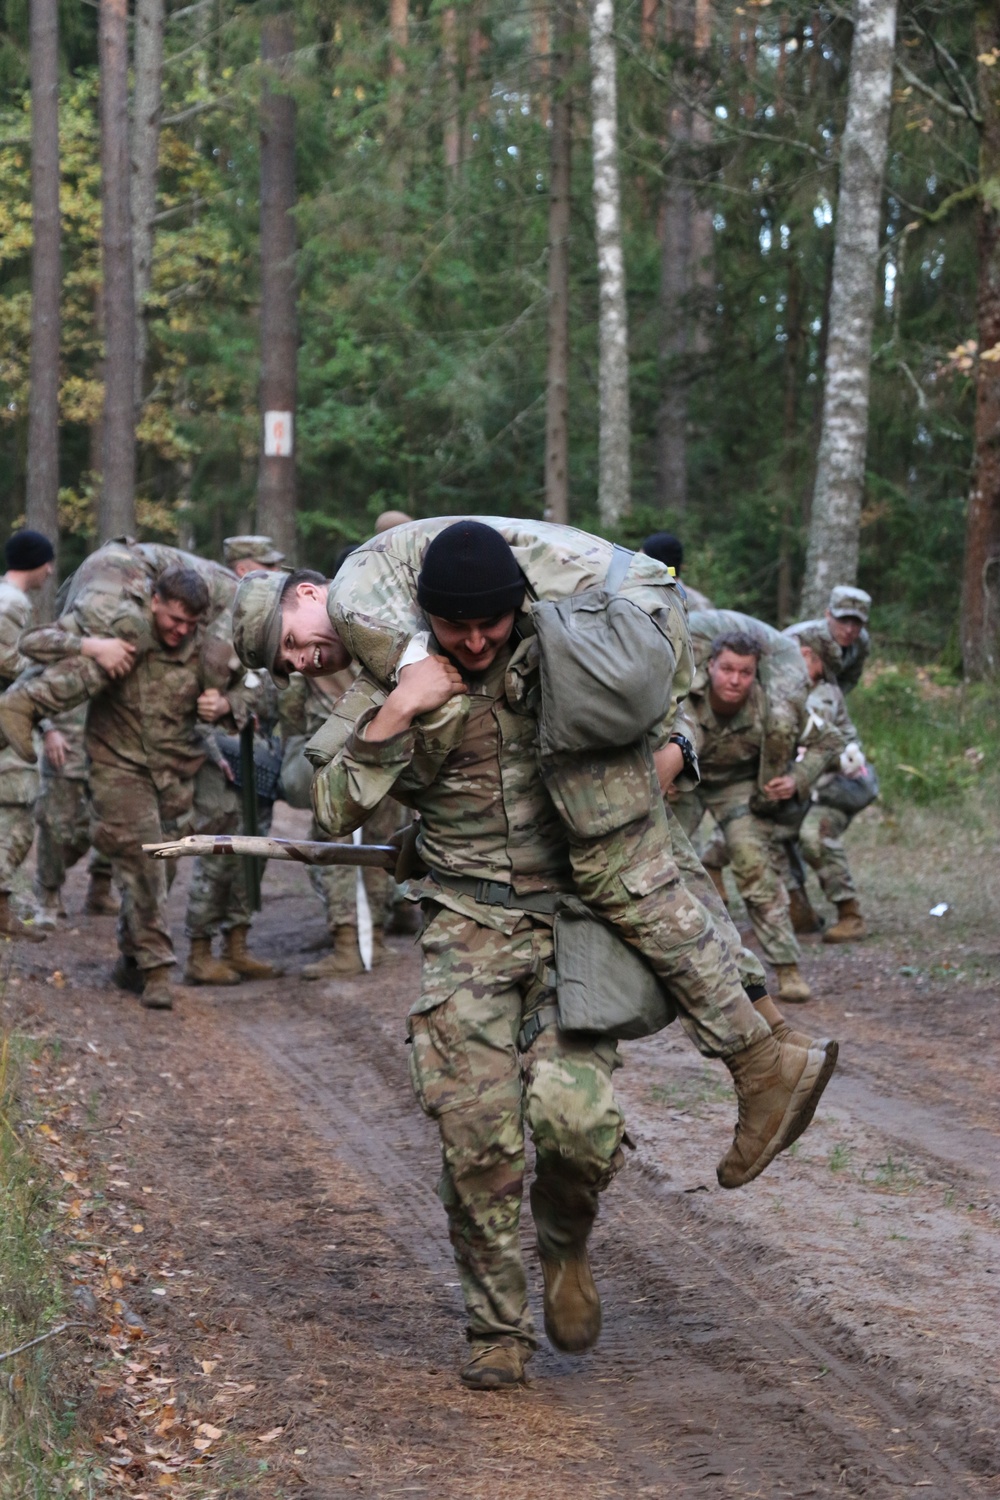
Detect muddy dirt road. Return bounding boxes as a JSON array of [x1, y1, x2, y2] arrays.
[[4, 805, 999, 1499]]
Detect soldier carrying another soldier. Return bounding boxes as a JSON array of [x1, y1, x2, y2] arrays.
[[229, 518, 837, 1391]]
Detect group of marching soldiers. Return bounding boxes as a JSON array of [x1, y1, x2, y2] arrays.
[[0, 512, 877, 1392], [0, 517, 417, 1009]]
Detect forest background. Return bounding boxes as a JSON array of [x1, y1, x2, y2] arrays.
[[0, 0, 988, 664]]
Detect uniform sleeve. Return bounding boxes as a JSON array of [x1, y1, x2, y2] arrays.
[[0, 599, 32, 683], [792, 705, 849, 794], [18, 619, 85, 665], [310, 673, 458, 836]]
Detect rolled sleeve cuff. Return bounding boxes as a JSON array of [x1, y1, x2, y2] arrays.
[[347, 706, 416, 767]]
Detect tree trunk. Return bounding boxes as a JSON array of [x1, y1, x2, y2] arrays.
[[777, 254, 804, 623], [588, 0, 631, 527], [545, 1, 573, 525], [961, 12, 1000, 679], [131, 0, 165, 409], [533, 2, 550, 123], [98, 0, 137, 541], [441, 7, 461, 172], [656, 0, 694, 515], [26, 0, 61, 615], [799, 0, 896, 617], [257, 13, 298, 560]]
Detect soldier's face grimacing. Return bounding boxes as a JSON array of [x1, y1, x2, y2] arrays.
[[826, 612, 862, 649], [151, 593, 202, 650], [427, 612, 516, 675], [707, 649, 758, 714], [278, 582, 351, 678]]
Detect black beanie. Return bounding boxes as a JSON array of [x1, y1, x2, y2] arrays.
[[642, 531, 683, 571], [417, 521, 526, 620], [5, 529, 55, 571]]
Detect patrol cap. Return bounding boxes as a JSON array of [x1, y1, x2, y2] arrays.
[[223, 534, 285, 568], [231, 569, 288, 683], [785, 621, 842, 677], [828, 585, 871, 623]]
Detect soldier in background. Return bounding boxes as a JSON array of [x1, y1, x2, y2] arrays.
[[792, 585, 872, 694], [32, 702, 116, 928], [682, 629, 845, 1003], [641, 532, 713, 611], [374, 509, 413, 534], [783, 622, 876, 944], [0, 530, 55, 942], [183, 535, 284, 985]]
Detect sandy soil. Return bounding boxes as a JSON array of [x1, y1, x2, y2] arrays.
[[3, 802, 998, 1499]]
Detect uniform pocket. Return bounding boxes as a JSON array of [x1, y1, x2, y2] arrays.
[[542, 743, 653, 838]]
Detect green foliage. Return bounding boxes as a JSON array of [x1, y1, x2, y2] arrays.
[[851, 664, 999, 807], [0, 0, 983, 643]]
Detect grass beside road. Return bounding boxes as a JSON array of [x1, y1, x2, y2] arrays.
[[0, 1031, 91, 1497], [851, 663, 998, 810]]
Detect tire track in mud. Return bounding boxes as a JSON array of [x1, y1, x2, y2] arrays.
[[238, 990, 989, 1499]]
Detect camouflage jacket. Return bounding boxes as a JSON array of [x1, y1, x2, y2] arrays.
[[686, 672, 845, 800], [325, 517, 694, 761], [0, 577, 39, 796], [310, 641, 574, 934], [806, 679, 860, 750], [39, 703, 90, 783], [793, 617, 870, 694]]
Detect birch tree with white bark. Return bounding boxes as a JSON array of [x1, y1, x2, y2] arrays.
[[799, 0, 897, 616], [588, 0, 631, 526]]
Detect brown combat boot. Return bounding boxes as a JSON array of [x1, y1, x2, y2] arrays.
[[301, 925, 364, 980], [0, 691, 38, 763], [184, 937, 240, 986], [84, 871, 118, 916], [707, 866, 729, 907], [753, 993, 839, 1149], [222, 926, 279, 980], [718, 1034, 831, 1188], [0, 892, 46, 943], [775, 962, 812, 1004], [822, 898, 867, 944], [788, 885, 822, 934], [140, 965, 179, 1010], [530, 1176, 602, 1354], [460, 1337, 531, 1391]]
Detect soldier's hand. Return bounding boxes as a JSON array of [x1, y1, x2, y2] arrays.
[[197, 689, 231, 723], [42, 728, 69, 770], [761, 773, 798, 802], [394, 655, 466, 716], [81, 636, 136, 678]]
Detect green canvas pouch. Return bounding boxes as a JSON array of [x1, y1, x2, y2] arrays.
[[553, 897, 678, 1041]]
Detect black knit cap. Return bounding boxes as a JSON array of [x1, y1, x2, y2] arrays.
[[5, 529, 55, 571], [642, 531, 683, 571], [417, 521, 526, 621]]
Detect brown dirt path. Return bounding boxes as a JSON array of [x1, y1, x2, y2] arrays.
[[3, 804, 999, 1499]]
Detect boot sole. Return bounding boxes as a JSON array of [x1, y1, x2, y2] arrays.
[[718, 1044, 834, 1189], [541, 1255, 603, 1354], [780, 1040, 839, 1152]]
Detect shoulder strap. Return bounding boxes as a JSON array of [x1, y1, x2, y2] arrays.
[[604, 544, 634, 596]]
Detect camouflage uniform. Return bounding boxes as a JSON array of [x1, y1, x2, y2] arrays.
[[279, 670, 399, 935], [684, 668, 845, 966], [81, 600, 244, 974], [0, 578, 39, 894], [319, 520, 772, 1062], [312, 644, 625, 1349], [34, 703, 111, 897], [794, 678, 863, 905]]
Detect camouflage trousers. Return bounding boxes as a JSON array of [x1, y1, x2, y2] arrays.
[[34, 774, 111, 894], [307, 797, 404, 933], [665, 800, 768, 995], [695, 781, 800, 967], [0, 804, 36, 894], [793, 804, 857, 905], [12, 656, 108, 723], [90, 762, 195, 971], [542, 748, 771, 1059], [410, 907, 625, 1348], [184, 764, 273, 939]]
